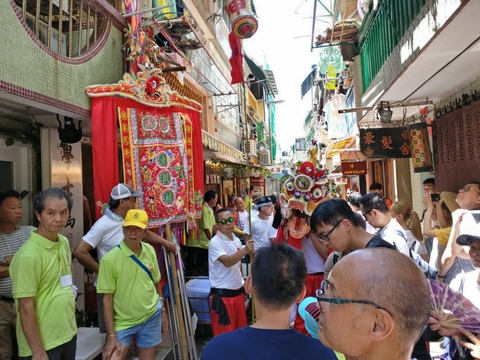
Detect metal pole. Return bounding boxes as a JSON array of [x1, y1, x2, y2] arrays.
[[122, 4, 172, 17], [166, 224, 188, 359]]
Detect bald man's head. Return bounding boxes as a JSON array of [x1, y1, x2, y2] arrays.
[[330, 248, 432, 355]]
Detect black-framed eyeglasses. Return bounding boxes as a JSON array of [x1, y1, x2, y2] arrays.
[[316, 219, 344, 242], [217, 217, 235, 225], [462, 185, 480, 195], [316, 280, 389, 313], [362, 208, 374, 218]]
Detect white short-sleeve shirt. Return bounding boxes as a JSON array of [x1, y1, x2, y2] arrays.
[[208, 233, 244, 290], [245, 215, 277, 251]]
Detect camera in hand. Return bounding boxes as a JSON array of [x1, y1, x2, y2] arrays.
[[430, 193, 440, 202]]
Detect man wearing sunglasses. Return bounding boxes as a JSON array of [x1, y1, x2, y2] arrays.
[[208, 209, 254, 337], [202, 243, 336, 360], [439, 181, 480, 282], [311, 198, 438, 360], [316, 248, 432, 360]]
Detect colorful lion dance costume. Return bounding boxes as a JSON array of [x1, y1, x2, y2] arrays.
[[278, 146, 341, 249]]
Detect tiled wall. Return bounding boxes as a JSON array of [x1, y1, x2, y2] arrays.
[[0, 1, 125, 114]]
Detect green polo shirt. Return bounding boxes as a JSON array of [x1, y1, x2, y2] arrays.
[[10, 231, 76, 357], [97, 240, 160, 331], [187, 202, 215, 249]]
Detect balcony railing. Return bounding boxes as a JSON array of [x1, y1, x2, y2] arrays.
[[358, 0, 426, 92]]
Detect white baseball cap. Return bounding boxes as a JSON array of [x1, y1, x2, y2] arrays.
[[110, 183, 143, 200]]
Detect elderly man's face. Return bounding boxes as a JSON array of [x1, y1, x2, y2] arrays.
[[0, 196, 23, 226], [235, 198, 245, 212], [123, 226, 147, 245], [456, 183, 480, 210], [317, 261, 374, 357]]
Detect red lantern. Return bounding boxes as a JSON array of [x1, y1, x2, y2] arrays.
[[224, 0, 258, 39]]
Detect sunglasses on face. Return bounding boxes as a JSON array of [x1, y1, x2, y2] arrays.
[[217, 217, 235, 225]]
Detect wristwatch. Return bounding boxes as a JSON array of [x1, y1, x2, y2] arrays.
[[0, 256, 9, 265]]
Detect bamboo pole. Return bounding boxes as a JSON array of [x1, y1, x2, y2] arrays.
[[242, 76, 255, 323], [166, 223, 188, 359]]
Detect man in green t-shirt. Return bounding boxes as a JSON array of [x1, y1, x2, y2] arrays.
[[98, 209, 168, 360], [186, 190, 218, 275], [10, 188, 77, 359]]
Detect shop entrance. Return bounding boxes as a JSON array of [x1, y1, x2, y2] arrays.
[[0, 137, 33, 224]]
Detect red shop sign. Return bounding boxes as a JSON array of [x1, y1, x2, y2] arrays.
[[341, 161, 367, 175]]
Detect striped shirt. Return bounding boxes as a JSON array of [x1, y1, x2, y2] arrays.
[[0, 225, 35, 296]]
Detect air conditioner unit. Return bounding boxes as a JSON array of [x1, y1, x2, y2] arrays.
[[244, 139, 257, 156], [260, 150, 270, 165]]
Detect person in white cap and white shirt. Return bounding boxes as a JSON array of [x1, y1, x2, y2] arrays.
[[244, 196, 277, 251], [73, 183, 175, 334]]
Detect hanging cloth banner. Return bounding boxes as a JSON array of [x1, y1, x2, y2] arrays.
[[87, 68, 203, 223], [324, 94, 349, 139], [407, 122, 433, 173], [228, 32, 244, 85], [360, 128, 412, 159], [119, 105, 194, 226]]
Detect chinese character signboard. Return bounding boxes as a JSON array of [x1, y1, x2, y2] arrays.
[[341, 161, 367, 175], [360, 128, 411, 159], [41, 127, 84, 309], [407, 122, 433, 173]]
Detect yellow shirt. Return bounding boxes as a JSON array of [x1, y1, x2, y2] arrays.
[[10, 231, 76, 356], [434, 227, 452, 246], [97, 240, 160, 331]]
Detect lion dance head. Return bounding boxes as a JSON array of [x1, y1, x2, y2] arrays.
[[279, 154, 341, 240]]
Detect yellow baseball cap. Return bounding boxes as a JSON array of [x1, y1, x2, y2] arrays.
[[123, 209, 149, 229]]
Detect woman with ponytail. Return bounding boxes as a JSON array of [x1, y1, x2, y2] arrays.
[[390, 200, 429, 262]]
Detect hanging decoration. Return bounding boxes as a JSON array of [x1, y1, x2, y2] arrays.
[[224, 0, 258, 39], [119, 107, 192, 226], [407, 122, 433, 173], [87, 65, 201, 111], [86, 67, 204, 224]]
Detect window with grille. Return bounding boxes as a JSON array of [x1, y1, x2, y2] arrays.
[[14, 0, 116, 57]]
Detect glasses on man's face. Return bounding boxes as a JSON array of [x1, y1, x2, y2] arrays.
[[461, 185, 480, 195], [316, 280, 389, 313], [217, 217, 235, 225], [316, 219, 344, 242], [362, 208, 374, 218]]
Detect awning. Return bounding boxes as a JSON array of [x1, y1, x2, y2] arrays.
[[244, 55, 278, 96], [212, 151, 244, 165], [325, 137, 367, 160]]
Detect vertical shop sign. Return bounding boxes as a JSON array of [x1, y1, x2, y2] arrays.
[[41, 127, 84, 309]]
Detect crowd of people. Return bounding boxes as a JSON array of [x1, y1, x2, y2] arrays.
[[0, 185, 175, 360], [1, 177, 480, 360]]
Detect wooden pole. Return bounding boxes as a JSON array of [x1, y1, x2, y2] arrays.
[[242, 76, 255, 324], [166, 223, 188, 359]]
